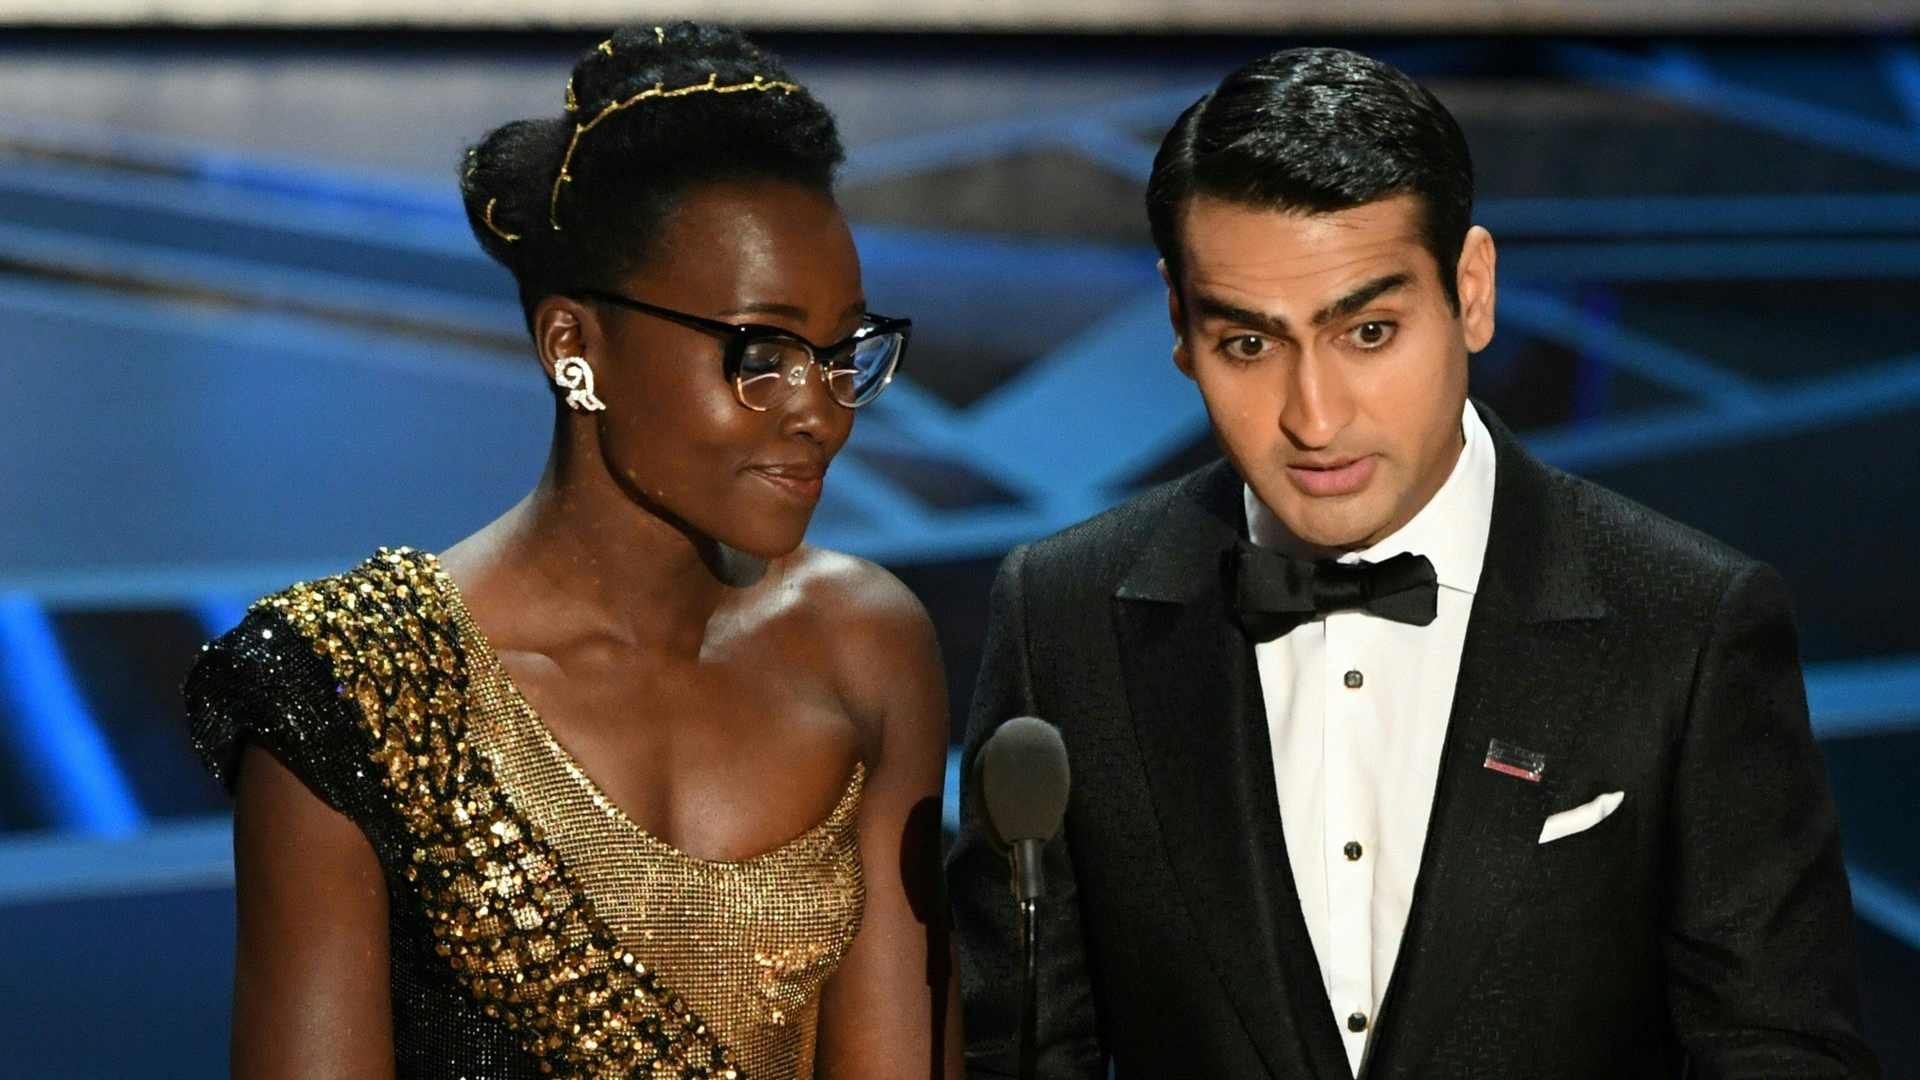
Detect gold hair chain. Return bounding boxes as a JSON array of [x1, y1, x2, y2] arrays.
[[564, 37, 630, 115], [465, 156, 525, 243], [483, 199, 521, 243], [547, 72, 800, 231]]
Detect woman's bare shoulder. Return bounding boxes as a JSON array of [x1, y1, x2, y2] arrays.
[[780, 546, 944, 732], [785, 545, 927, 623]]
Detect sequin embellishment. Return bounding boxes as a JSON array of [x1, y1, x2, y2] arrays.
[[261, 549, 739, 1079], [450, 576, 866, 1080]]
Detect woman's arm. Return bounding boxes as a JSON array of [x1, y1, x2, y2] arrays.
[[230, 743, 395, 1080], [812, 565, 965, 1080]]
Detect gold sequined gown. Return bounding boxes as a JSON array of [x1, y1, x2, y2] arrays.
[[187, 549, 866, 1080]]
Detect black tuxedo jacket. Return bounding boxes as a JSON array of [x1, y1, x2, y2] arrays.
[[948, 405, 1876, 1080]]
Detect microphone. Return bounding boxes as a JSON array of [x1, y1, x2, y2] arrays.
[[976, 715, 1071, 901], [974, 716, 1070, 1080]]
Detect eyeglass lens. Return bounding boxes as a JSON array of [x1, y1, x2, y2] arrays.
[[734, 329, 904, 410]]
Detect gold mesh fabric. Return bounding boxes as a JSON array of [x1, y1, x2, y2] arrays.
[[444, 567, 867, 1080], [261, 550, 740, 1080]]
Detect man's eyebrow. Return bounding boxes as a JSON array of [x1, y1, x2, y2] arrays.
[[1310, 272, 1412, 327], [1191, 293, 1291, 336]]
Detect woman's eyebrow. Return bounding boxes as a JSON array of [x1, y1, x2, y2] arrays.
[[717, 300, 869, 322], [720, 300, 810, 319]]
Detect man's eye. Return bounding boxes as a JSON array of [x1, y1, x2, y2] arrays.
[[1346, 321, 1396, 349], [1219, 335, 1269, 362]]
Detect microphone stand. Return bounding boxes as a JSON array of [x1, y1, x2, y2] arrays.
[[1013, 837, 1044, 1080], [1019, 896, 1038, 1080]]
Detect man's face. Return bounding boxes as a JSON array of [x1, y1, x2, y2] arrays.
[[1168, 193, 1495, 550]]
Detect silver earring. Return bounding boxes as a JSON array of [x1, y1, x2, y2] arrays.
[[552, 356, 606, 412]]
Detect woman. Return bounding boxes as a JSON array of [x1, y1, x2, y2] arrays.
[[186, 23, 961, 1080]]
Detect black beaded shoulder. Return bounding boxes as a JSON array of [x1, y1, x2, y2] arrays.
[[188, 605, 396, 832], [185, 548, 742, 1080]]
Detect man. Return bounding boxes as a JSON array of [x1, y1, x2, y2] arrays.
[[947, 47, 1876, 1080]]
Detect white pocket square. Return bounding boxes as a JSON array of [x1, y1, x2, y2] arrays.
[[1538, 791, 1624, 844]]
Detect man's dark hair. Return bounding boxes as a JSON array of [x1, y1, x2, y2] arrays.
[[1146, 47, 1474, 310], [462, 21, 844, 325]]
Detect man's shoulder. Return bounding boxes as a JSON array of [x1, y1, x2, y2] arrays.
[[1012, 461, 1224, 595], [1467, 404, 1769, 623], [1544, 460, 1765, 611]]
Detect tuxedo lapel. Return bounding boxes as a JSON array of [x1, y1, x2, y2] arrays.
[[1112, 461, 1351, 1080], [1362, 407, 1611, 1079]]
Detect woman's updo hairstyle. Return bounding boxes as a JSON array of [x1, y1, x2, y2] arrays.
[[461, 22, 844, 322]]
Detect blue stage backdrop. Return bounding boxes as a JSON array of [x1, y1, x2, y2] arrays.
[[0, 32, 1915, 1078]]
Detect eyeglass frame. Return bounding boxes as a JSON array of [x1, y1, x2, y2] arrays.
[[570, 289, 911, 411]]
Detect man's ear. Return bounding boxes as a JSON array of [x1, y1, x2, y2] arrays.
[[1159, 259, 1195, 381], [1455, 225, 1496, 353]]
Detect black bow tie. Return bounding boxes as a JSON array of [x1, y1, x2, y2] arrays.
[[1229, 541, 1440, 643]]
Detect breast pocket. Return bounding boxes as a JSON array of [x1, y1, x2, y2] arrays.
[[1539, 790, 1625, 845]]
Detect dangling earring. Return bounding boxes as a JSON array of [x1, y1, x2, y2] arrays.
[[552, 356, 606, 412]]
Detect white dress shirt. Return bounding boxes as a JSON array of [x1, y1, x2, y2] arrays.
[[1243, 402, 1496, 1076]]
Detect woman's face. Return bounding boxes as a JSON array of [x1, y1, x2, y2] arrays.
[[560, 179, 865, 559]]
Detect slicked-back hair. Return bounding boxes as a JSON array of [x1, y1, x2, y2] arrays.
[[1147, 47, 1474, 311]]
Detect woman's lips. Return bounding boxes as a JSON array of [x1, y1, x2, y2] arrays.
[[747, 463, 827, 499], [1285, 455, 1377, 498]]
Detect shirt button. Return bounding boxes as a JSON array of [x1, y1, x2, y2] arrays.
[[1348, 1011, 1369, 1033], [1344, 669, 1364, 689], [1344, 841, 1363, 861]]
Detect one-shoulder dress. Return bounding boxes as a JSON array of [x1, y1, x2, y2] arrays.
[[186, 548, 866, 1080]]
